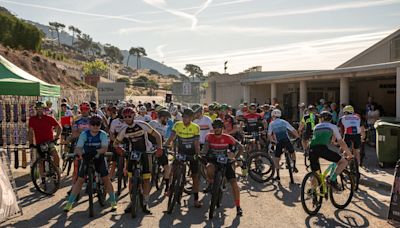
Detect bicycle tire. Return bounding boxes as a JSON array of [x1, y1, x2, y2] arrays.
[[285, 152, 294, 184], [30, 158, 61, 195], [349, 159, 360, 191], [247, 151, 275, 183], [117, 156, 124, 195], [300, 172, 323, 215], [97, 181, 106, 207], [329, 169, 354, 209], [167, 163, 184, 214], [131, 174, 140, 218], [304, 149, 311, 171], [88, 167, 94, 217], [209, 171, 222, 219]]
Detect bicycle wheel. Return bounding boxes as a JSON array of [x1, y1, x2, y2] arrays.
[[329, 169, 354, 209], [301, 172, 323, 215], [97, 180, 106, 207], [167, 163, 184, 214], [209, 170, 222, 219], [151, 159, 163, 191], [30, 158, 61, 195], [117, 156, 124, 195], [349, 159, 360, 191], [88, 167, 94, 217], [248, 151, 275, 183], [304, 149, 311, 171], [131, 175, 140, 218], [285, 152, 294, 184]]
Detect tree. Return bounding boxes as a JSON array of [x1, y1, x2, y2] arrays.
[[90, 42, 101, 57], [184, 64, 203, 80], [83, 60, 108, 76], [75, 33, 92, 54], [49, 21, 65, 46], [136, 47, 147, 69], [68, 25, 81, 46], [103, 44, 123, 64], [126, 47, 136, 67]]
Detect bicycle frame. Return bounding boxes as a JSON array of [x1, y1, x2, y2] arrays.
[[316, 163, 337, 196]]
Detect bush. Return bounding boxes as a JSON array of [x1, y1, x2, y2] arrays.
[[116, 77, 129, 83], [83, 60, 108, 76]]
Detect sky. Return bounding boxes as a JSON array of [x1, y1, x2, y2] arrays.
[[1, 0, 400, 74]]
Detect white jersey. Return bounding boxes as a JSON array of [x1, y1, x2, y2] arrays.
[[173, 112, 183, 122], [193, 115, 213, 144], [109, 118, 126, 136], [135, 114, 152, 123], [149, 120, 168, 140], [338, 114, 361, 135]]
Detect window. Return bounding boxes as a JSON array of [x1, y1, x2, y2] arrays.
[[391, 35, 400, 61]]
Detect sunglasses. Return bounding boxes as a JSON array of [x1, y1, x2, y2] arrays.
[[90, 122, 101, 126], [124, 116, 133, 119]]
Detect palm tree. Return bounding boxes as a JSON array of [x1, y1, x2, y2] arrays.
[[126, 47, 136, 67], [90, 42, 101, 57], [68, 25, 81, 47], [75, 33, 92, 54], [49, 22, 65, 46], [134, 47, 147, 69]]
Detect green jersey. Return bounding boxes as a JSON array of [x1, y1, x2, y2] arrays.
[[310, 122, 342, 146]]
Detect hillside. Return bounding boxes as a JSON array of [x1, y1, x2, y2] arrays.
[[0, 44, 92, 89], [30, 21, 181, 76]]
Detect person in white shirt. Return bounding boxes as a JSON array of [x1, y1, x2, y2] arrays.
[[136, 105, 152, 122], [192, 104, 213, 147]]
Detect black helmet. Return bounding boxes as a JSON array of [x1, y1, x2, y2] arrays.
[[319, 111, 332, 121], [182, 108, 194, 117], [212, 118, 224, 128], [191, 104, 203, 113], [89, 101, 97, 108], [158, 109, 171, 118], [35, 101, 45, 108], [89, 114, 102, 125]]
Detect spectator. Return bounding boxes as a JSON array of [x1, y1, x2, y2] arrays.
[[317, 99, 325, 113], [330, 103, 339, 124], [367, 104, 380, 146]]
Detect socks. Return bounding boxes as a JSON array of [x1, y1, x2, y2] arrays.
[[234, 199, 240, 207], [108, 192, 116, 202], [67, 193, 77, 204], [194, 193, 199, 201], [330, 173, 338, 182]]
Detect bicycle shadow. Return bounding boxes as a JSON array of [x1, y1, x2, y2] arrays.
[[304, 213, 344, 228], [273, 181, 301, 207], [359, 175, 391, 196], [238, 176, 277, 197], [334, 209, 370, 227], [351, 188, 390, 219]]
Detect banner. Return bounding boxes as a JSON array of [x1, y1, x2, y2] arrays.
[[0, 149, 21, 223], [97, 82, 125, 104]]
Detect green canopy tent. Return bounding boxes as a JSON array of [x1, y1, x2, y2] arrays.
[[0, 54, 60, 97]]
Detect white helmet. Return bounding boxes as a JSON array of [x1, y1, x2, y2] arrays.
[[271, 109, 282, 118], [169, 106, 178, 114], [139, 106, 147, 112]]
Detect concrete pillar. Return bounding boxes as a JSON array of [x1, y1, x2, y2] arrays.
[[271, 83, 277, 101], [299, 80, 307, 105], [340, 77, 349, 105], [397, 67, 400, 118], [243, 85, 250, 103]]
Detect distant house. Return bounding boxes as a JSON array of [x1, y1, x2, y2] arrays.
[[172, 77, 204, 104]]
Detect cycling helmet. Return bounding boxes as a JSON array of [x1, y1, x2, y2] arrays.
[[271, 109, 282, 118], [319, 99, 325, 104], [212, 118, 224, 128], [35, 101, 45, 108], [308, 105, 316, 110], [46, 100, 52, 106], [169, 106, 178, 114], [79, 102, 90, 111], [249, 103, 257, 108], [298, 103, 305, 108], [122, 107, 135, 116], [182, 108, 194, 117], [239, 104, 244, 109], [320, 111, 333, 121], [208, 103, 215, 111], [155, 105, 165, 112], [191, 104, 203, 113], [89, 101, 97, 108], [343, 105, 354, 114], [89, 114, 102, 125], [220, 104, 229, 110], [158, 109, 171, 118], [117, 101, 126, 109], [139, 106, 147, 113]]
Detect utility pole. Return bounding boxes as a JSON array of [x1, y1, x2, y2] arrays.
[[224, 61, 228, 74]]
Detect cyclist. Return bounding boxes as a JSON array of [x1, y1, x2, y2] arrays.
[[60, 103, 73, 147], [108, 106, 127, 179], [309, 111, 352, 190], [165, 108, 202, 208], [219, 104, 239, 139], [202, 118, 244, 216], [240, 103, 263, 138], [267, 109, 299, 181], [63, 115, 117, 212], [298, 105, 319, 153], [192, 104, 213, 148], [90, 101, 107, 127], [205, 103, 218, 121], [170, 105, 182, 122], [149, 108, 172, 195], [114, 107, 163, 214], [338, 105, 366, 167], [136, 105, 152, 122], [28, 101, 62, 168]]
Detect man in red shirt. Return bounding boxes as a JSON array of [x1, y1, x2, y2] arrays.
[[29, 101, 62, 167], [202, 118, 244, 216]]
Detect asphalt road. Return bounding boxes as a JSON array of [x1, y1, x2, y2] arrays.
[[1, 152, 396, 228]]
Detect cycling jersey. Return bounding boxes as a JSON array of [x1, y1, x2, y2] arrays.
[[149, 120, 168, 140], [221, 114, 236, 134], [73, 116, 91, 132], [76, 130, 108, 154], [338, 114, 361, 135], [205, 133, 236, 156], [116, 120, 153, 152], [172, 121, 200, 154], [165, 119, 174, 140], [193, 116, 213, 144], [301, 113, 319, 136], [243, 113, 263, 133], [205, 113, 218, 121], [310, 122, 342, 146], [135, 114, 152, 123], [109, 118, 126, 137], [267, 118, 295, 142]]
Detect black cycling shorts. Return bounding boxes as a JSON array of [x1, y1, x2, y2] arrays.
[[157, 152, 168, 166], [127, 152, 153, 175], [207, 158, 236, 180], [78, 154, 109, 178], [344, 134, 361, 150], [309, 145, 342, 172], [302, 132, 312, 141], [274, 139, 294, 158]]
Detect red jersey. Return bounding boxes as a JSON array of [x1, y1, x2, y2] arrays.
[[222, 114, 236, 134], [205, 133, 236, 155], [243, 113, 262, 133], [29, 115, 60, 144]]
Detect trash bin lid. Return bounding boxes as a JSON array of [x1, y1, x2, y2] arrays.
[[375, 119, 400, 128]]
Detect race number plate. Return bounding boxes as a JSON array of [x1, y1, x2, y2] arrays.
[[217, 155, 228, 164], [130, 151, 142, 161], [176, 154, 186, 161]]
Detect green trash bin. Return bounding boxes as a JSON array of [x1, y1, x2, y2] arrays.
[[375, 118, 400, 167]]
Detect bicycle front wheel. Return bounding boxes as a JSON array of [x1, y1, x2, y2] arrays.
[[329, 169, 354, 209], [167, 163, 184, 214], [248, 151, 275, 183], [209, 171, 222, 219], [130, 175, 140, 218], [88, 168, 94, 217], [30, 157, 60, 195], [301, 172, 323, 215]]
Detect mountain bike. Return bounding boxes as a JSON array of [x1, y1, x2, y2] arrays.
[[116, 152, 128, 196], [301, 162, 354, 215], [30, 140, 61, 195]]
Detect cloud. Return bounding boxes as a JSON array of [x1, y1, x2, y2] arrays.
[[228, 0, 400, 20], [164, 30, 394, 73], [155, 44, 167, 58], [142, 0, 213, 30], [0, 0, 146, 23]]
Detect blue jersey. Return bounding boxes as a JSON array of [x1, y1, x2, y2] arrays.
[[267, 118, 295, 142], [73, 116, 90, 132], [77, 130, 108, 155], [165, 119, 174, 140]]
